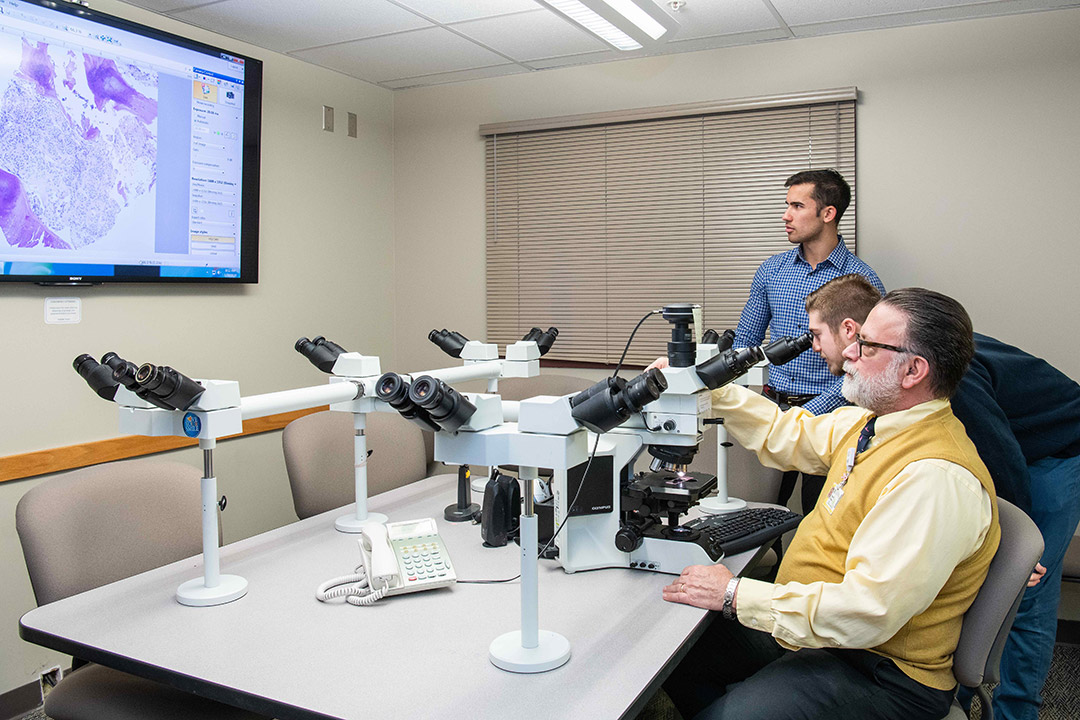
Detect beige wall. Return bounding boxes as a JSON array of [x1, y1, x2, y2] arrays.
[[393, 8, 1080, 383], [4, 1, 1080, 704], [0, 0, 395, 695]]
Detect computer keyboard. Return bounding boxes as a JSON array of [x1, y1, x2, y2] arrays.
[[684, 507, 803, 557]]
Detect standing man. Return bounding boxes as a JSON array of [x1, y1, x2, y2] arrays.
[[663, 288, 998, 720], [735, 169, 885, 511], [798, 273, 1080, 720]]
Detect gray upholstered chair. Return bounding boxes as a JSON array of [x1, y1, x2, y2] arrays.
[[495, 374, 594, 402], [15, 459, 266, 720], [946, 499, 1045, 720], [282, 409, 433, 519]]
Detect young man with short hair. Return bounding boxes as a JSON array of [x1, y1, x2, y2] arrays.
[[734, 169, 885, 511]]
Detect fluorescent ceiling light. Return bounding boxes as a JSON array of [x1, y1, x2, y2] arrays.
[[538, 0, 679, 52]]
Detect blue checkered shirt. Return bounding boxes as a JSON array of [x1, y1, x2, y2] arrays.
[[733, 239, 885, 415]]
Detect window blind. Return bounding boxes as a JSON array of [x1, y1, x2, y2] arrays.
[[484, 91, 856, 366]]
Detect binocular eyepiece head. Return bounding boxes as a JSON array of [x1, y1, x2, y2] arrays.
[[569, 368, 668, 434], [521, 327, 559, 356], [296, 336, 347, 374], [408, 376, 477, 433], [375, 373, 443, 433], [133, 363, 205, 411], [73, 352, 204, 411], [428, 329, 470, 359]]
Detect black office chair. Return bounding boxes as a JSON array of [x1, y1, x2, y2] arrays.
[[16, 459, 268, 720], [946, 499, 1044, 720]]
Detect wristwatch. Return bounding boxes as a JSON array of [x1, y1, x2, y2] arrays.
[[722, 577, 740, 620]]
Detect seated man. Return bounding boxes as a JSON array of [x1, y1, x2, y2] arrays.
[[796, 273, 1080, 720], [662, 287, 1000, 720]]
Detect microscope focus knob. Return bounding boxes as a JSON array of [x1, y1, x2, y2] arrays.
[[615, 525, 644, 553]]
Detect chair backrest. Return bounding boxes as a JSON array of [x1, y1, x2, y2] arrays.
[[496, 375, 594, 402], [282, 410, 430, 519], [953, 499, 1044, 688], [16, 459, 207, 607]]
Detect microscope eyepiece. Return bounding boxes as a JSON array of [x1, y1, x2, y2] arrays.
[[295, 335, 345, 373], [135, 363, 205, 411], [763, 332, 814, 365], [429, 329, 470, 358], [569, 368, 668, 434], [375, 372, 442, 432], [73, 354, 120, 401], [521, 326, 559, 356], [408, 376, 477, 432]]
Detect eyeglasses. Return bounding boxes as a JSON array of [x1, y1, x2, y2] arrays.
[[854, 333, 912, 358]]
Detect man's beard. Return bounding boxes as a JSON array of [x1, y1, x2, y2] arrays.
[[841, 354, 907, 414]]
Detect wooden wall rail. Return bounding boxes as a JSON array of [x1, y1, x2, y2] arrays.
[[0, 406, 327, 484]]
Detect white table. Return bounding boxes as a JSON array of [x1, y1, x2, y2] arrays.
[[20, 474, 774, 720]]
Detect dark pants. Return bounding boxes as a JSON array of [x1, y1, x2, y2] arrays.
[[763, 389, 827, 511], [663, 617, 955, 720], [778, 470, 827, 512]]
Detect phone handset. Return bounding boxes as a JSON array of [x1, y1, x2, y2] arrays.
[[359, 523, 400, 591], [316, 527, 396, 607]]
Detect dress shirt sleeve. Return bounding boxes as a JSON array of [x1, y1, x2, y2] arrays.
[[735, 460, 993, 650], [711, 383, 866, 475], [734, 263, 770, 348], [802, 376, 849, 416]]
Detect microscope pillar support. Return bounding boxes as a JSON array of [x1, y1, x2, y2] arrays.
[[335, 412, 387, 532], [698, 420, 746, 514], [489, 466, 571, 673], [175, 439, 248, 606]]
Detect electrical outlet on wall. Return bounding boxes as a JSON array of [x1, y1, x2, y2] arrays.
[[39, 665, 63, 701]]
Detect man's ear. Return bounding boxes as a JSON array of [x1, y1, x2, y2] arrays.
[[839, 318, 859, 343], [901, 355, 931, 390], [821, 204, 837, 225]]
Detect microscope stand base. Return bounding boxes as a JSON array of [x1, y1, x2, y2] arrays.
[[334, 512, 388, 533], [176, 574, 248, 607], [489, 630, 571, 673], [698, 496, 747, 514]]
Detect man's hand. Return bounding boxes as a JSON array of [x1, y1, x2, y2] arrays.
[[662, 564, 734, 611], [646, 356, 669, 371], [1028, 562, 1047, 588]]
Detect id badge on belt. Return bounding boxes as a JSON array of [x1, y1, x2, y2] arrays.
[[825, 447, 856, 514]]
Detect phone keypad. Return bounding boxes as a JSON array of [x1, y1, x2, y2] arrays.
[[398, 538, 452, 584]]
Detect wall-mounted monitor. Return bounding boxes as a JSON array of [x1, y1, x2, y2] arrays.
[[0, 0, 262, 284]]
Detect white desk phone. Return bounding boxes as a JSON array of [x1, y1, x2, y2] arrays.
[[317, 518, 457, 606]]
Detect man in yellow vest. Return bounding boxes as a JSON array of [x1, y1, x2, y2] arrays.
[[662, 287, 1001, 720]]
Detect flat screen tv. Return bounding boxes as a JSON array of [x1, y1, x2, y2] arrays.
[[0, 0, 262, 284]]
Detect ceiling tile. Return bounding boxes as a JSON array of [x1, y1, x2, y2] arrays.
[[381, 63, 530, 89], [170, 0, 432, 53], [453, 9, 607, 61], [665, 0, 784, 40], [779, 0, 1080, 36], [291, 26, 510, 83], [393, 0, 541, 24], [527, 49, 623, 69], [770, 0, 1005, 26]]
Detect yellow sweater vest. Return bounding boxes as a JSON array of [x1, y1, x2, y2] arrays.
[[775, 405, 1000, 690]]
